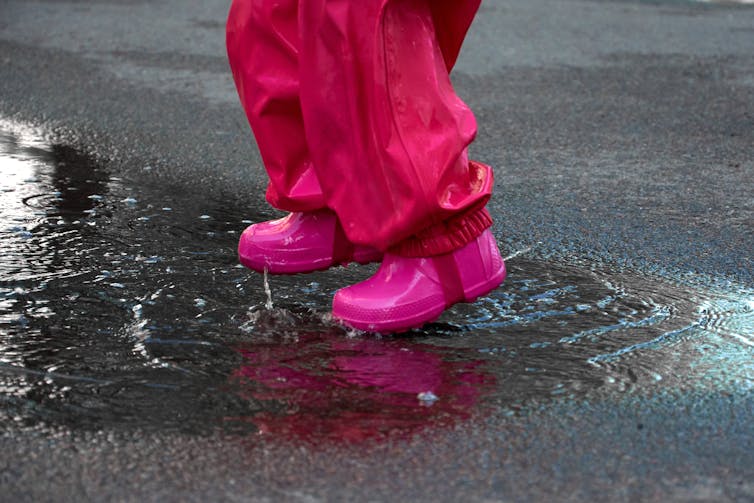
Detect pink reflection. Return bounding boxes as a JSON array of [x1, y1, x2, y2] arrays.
[[229, 333, 494, 443]]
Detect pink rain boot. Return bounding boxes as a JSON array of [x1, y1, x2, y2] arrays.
[[332, 229, 506, 333], [238, 209, 383, 274]]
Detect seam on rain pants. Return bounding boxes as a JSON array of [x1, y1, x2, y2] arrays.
[[226, 0, 493, 257]]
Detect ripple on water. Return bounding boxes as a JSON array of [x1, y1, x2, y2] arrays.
[[0, 119, 752, 442]]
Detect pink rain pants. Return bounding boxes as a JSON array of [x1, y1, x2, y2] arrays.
[[226, 0, 493, 257]]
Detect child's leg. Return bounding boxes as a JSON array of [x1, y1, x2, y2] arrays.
[[298, 0, 493, 255], [226, 0, 324, 212], [227, 0, 383, 274]]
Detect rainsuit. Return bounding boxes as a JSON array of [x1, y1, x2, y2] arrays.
[[226, 0, 492, 257]]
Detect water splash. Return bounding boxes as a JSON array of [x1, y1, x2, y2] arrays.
[[504, 245, 536, 262]]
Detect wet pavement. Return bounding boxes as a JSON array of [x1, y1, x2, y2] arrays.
[[0, 0, 753, 501]]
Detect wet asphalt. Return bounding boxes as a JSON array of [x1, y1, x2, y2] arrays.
[[0, 0, 753, 501]]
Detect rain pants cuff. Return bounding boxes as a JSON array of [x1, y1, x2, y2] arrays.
[[389, 205, 493, 258]]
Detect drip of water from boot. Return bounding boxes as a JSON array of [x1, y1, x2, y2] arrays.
[[263, 268, 273, 310]]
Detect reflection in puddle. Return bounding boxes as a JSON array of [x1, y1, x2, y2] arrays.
[[0, 119, 752, 443], [230, 327, 492, 442]]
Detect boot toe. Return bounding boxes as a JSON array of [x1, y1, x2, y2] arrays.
[[332, 230, 507, 333], [238, 210, 382, 274], [333, 283, 446, 333], [332, 258, 447, 332]]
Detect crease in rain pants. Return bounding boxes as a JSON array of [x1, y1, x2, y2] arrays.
[[227, 0, 493, 257]]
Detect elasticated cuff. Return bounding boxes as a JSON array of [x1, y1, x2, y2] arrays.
[[389, 205, 493, 258]]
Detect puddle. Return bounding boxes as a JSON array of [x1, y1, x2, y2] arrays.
[[0, 119, 752, 443]]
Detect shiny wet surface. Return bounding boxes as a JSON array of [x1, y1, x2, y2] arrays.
[[1, 120, 752, 443]]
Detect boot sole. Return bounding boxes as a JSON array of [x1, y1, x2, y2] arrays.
[[239, 248, 382, 275]]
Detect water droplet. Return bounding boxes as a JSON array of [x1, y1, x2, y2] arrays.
[[345, 327, 364, 338], [14, 229, 33, 239], [417, 391, 438, 405]]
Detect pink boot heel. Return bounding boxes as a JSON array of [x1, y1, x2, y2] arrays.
[[332, 229, 506, 333], [238, 209, 383, 274]]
